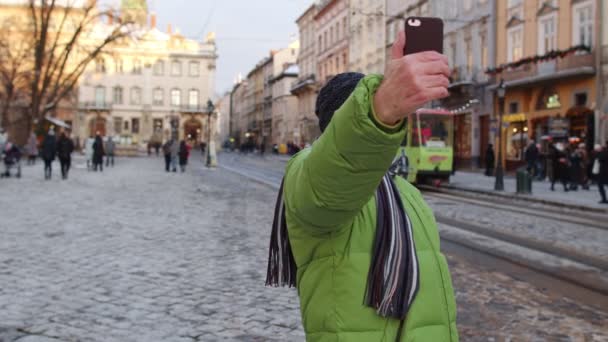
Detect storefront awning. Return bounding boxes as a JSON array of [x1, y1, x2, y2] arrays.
[[45, 116, 71, 129], [503, 113, 527, 123]]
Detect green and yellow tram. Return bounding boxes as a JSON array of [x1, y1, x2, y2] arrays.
[[395, 108, 454, 185]]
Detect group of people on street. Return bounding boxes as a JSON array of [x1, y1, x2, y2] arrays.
[[84, 133, 115, 172], [162, 138, 190, 173], [484, 138, 608, 204], [40, 129, 75, 180]]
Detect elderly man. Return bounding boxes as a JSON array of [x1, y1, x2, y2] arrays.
[[267, 31, 458, 341]]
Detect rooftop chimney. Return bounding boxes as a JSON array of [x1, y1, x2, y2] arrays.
[[150, 13, 157, 29]]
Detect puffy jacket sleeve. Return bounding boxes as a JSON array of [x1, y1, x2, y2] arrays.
[[284, 74, 405, 233]]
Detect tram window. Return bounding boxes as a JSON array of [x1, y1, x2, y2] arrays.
[[418, 114, 451, 147]]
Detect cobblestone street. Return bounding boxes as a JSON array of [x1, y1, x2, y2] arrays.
[[1, 155, 607, 341]]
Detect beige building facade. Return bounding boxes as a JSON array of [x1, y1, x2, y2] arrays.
[[291, 4, 320, 146], [271, 65, 299, 145], [349, 0, 385, 74], [76, 3, 217, 148], [315, 0, 349, 85], [494, 0, 599, 169]]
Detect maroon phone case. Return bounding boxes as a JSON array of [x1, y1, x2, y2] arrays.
[[404, 17, 444, 55]]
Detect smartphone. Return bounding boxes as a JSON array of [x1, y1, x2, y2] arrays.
[[404, 17, 444, 55]]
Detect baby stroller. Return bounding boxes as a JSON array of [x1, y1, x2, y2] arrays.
[[1, 142, 22, 178]]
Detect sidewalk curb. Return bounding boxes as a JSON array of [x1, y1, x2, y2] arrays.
[[437, 184, 608, 214]]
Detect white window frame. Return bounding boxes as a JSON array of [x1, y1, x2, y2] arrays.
[[188, 89, 199, 107], [189, 61, 200, 77], [130, 87, 142, 105], [112, 86, 123, 105], [170, 88, 181, 107], [507, 25, 523, 62], [94, 86, 105, 105], [537, 13, 557, 55], [153, 60, 164, 76], [153, 88, 164, 106], [171, 61, 182, 77], [132, 59, 142, 74], [572, 0, 594, 49]]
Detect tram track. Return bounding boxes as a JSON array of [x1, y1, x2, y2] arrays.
[[218, 158, 608, 305]]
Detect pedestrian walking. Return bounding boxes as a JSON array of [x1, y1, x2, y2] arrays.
[[84, 137, 94, 171], [0, 127, 7, 153], [105, 136, 116, 167], [577, 143, 590, 190], [170, 138, 178, 172], [56, 132, 74, 180], [41, 130, 57, 180], [266, 31, 457, 341], [26, 132, 38, 165], [485, 143, 495, 176], [595, 143, 608, 204], [1, 141, 22, 178], [92, 134, 105, 172], [178, 140, 189, 172], [162, 140, 172, 172], [549, 142, 569, 192], [524, 140, 539, 177], [568, 145, 583, 191]]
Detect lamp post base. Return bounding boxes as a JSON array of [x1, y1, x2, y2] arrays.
[[494, 166, 504, 191], [205, 141, 218, 168]]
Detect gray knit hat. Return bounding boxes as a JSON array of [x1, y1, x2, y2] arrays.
[[315, 72, 365, 132]]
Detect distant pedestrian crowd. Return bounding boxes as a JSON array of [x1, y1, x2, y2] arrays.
[[0, 126, 119, 181], [484, 139, 608, 204]]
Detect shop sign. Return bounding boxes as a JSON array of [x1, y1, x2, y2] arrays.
[[548, 118, 569, 138], [502, 113, 527, 123]]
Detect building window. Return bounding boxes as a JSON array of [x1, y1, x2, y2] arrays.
[[343, 18, 347, 39], [507, 0, 522, 8], [153, 118, 163, 132], [449, 42, 457, 68], [124, 120, 129, 131], [131, 118, 140, 134], [573, 1, 593, 48], [171, 61, 182, 76], [95, 58, 106, 73], [464, 0, 472, 11], [189, 61, 200, 77], [324, 31, 328, 51], [336, 22, 340, 40], [536, 87, 561, 110], [95, 86, 105, 106], [465, 38, 473, 76], [509, 102, 519, 114], [132, 59, 142, 74], [538, 15, 557, 55], [171, 88, 181, 106], [130, 87, 142, 105], [539, 0, 557, 8], [115, 59, 123, 74], [330, 26, 334, 44], [113, 117, 122, 134], [575, 92, 588, 106], [318, 35, 322, 52], [153, 60, 164, 75], [507, 26, 523, 62], [480, 33, 488, 71], [153, 88, 164, 106], [188, 89, 199, 108], [112, 86, 123, 104]]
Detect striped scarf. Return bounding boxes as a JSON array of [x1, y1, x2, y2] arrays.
[[266, 174, 419, 322]]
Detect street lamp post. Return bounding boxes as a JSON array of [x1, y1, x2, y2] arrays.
[[494, 79, 506, 191], [206, 99, 215, 168]]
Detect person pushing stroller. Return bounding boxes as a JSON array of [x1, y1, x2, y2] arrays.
[[1, 141, 22, 178]]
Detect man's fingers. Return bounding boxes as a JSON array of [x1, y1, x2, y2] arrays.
[[411, 50, 447, 63], [424, 87, 450, 101], [418, 60, 451, 77], [391, 30, 406, 60], [421, 75, 450, 89]]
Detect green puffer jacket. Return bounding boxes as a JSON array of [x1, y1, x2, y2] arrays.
[[283, 75, 458, 342]]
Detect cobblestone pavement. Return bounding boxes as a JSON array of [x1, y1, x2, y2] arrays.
[[1, 155, 607, 341]]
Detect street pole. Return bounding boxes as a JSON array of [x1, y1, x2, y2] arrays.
[[206, 99, 216, 168], [494, 79, 505, 191]]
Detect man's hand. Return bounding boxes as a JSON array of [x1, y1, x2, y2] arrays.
[[373, 30, 450, 126]]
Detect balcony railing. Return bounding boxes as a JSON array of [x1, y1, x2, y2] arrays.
[[500, 51, 595, 84], [290, 74, 316, 94], [179, 104, 208, 114], [78, 101, 112, 111]]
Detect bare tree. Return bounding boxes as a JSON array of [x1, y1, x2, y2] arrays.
[[0, 0, 134, 142]]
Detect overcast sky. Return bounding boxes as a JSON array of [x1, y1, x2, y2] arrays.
[[145, 0, 312, 96]]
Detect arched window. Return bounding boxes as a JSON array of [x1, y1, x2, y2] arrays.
[[130, 86, 142, 105], [171, 88, 181, 106]]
